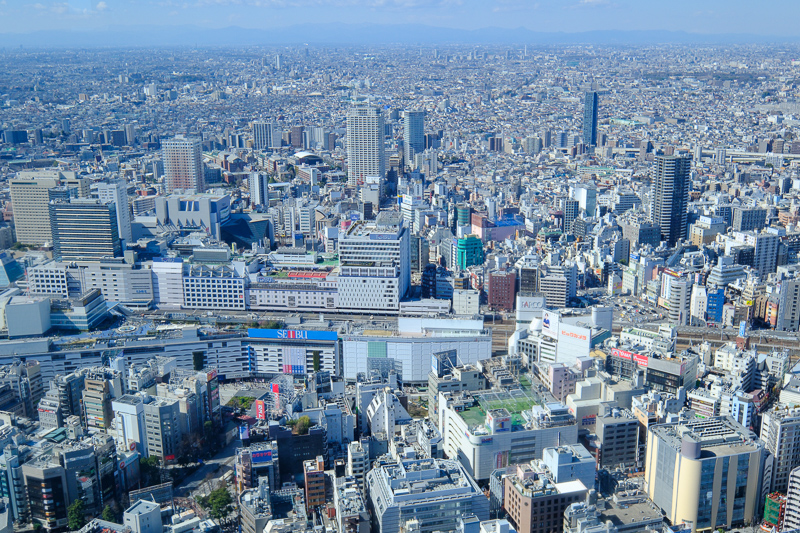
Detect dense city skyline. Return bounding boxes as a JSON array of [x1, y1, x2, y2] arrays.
[[4, 1, 800, 530]]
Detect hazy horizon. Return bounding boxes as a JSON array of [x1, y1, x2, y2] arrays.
[[1, 0, 799, 39]]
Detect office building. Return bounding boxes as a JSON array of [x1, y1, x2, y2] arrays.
[[571, 184, 597, 217], [487, 270, 517, 311], [620, 219, 661, 249], [249, 172, 269, 207], [504, 462, 587, 533], [595, 409, 640, 469], [777, 278, 800, 331], [96, 179, 133, 243], [23, 457, 69, 531], [143, 397, 181, 462], [334, 477, 369, 533], [732, 207, 767, 232], [0, 360, 44, 419], [346, 104, 385, 187], [651, 154, 691, 246], [761, 407, 800, 494], [690, 216, 727, 246], [154, 192, 231, 240], [9, 174, 61, 245], [253, 120, 279, 150], [162, 137, 204, 193], [404, 110, 425, 167], [563, 199, 580, 235], [366, 458, 489, 533], [240, 478, 273, 533], [38, 388, 63, 430], [183, 264, 246, 310], [784, 466, 800, 530], [347, 441, 369, 495], [722, 231, 779, 279], [82, 372, 114, 430], [645, 417, 765, 531], [456, 235, 484, 270], [582, 92, 598, 147], [0, 446, 28, 523], [304, 456, 325, 511], [538, 263, 578, 309], [50, 200, 122, 261], [440, 395, 578, 481], [337, 213, 409, 313], [541, 445, 596, 490]]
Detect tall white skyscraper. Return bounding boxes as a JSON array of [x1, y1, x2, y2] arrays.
[[162, 137, 204, 194], [249, 172, 269, 207], [403, 110, 424, 168], [96, 179, 133, 244], [346, 104, 385, 188], [337, 212, 409, 312]]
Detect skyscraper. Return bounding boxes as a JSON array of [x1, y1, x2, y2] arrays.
[[49, 199, 121, 261], [761, 407, 800, 494], [96, 179, 133, 244], [253, 121, 278, 150], [403, 110, 425, 168], [652, 153, 691, 246], [162, 137, 204, 194], [9, 175, 60, 245], [346, 104, 385, 188], [337, 212, 409, 312], [582, 91, 598, 147], [562, 198, 580, 235], [249, 172, 269, 207]]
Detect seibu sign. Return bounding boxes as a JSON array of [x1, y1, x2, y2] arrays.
[[611, 348, 648, 367]]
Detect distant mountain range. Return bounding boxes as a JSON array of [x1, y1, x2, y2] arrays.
[[0, 24, 796, 48]]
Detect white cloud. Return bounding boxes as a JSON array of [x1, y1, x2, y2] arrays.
[[96, 1, 108, 10]]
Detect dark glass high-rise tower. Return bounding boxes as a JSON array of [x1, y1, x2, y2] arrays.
[[582, 92, 599, 146], [652, 153, 692, 246]]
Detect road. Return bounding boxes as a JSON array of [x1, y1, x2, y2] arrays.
[[174, 437, 242, 497]]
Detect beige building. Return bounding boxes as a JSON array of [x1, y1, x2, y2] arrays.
[[10, 171, 90, 245], [645, 416, 766, 532]]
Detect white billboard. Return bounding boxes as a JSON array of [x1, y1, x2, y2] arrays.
[[516, 295, 546, 323], [556, 322, 592, 364], [542, 310, 560, 339]]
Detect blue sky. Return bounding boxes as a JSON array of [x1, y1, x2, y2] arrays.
[[0, 0, 798, 35]]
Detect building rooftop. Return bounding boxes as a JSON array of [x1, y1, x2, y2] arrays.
[[335, 477, 366, 517], [650, 416, 761, 457], [378, 458, 481, 501], [126, 499, 160, 516]]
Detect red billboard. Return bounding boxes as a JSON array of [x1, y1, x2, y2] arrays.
[[611, 348, 632, 359], [611, 348, 648, 367], [255, 400, 266, 420]]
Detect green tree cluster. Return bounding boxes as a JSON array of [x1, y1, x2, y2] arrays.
[[139, 456, 162, 486], [200, 487, 233, 520], [295, 415, 311, 435], [68, 499, 86, 531]]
